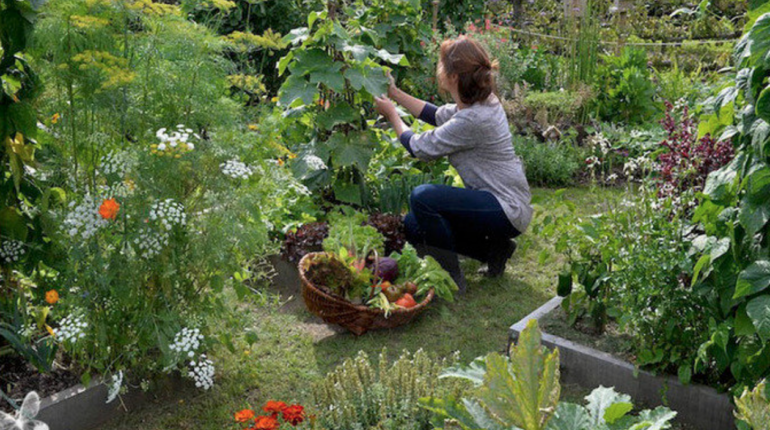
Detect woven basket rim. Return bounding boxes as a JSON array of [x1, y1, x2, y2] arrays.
[[298, 251, 435, 316]]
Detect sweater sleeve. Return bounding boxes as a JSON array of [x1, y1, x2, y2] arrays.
[[405, 115, 475, 161]]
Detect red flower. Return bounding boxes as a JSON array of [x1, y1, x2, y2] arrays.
[[282, 404, 305, 426], [468, 23, 477, 32], [234, 409, 255, 423], [99, 198, 120, 220], [532, 45, 539, 50], [252, 415, 279, 430], [485, 19, 491, 30], [420, 40, 426, 48], [262, 401, 287, 417]]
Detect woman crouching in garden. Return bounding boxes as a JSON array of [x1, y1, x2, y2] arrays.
[[374, 35, 532, 293]]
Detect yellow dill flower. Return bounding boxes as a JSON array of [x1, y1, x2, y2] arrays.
[[70, 15, 110, 30], [126, 0, 181, 16], [248, 124, 258, 131], [71, 50, 136, 90]]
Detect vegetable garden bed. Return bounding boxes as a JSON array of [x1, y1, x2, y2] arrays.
[[509, 296, 735, 430]]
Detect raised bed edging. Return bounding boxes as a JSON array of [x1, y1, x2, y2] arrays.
[[509, 296, 735, 430], [36, 373, 186, 430]]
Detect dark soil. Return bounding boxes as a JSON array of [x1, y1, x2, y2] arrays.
[[540, 306, 636, 363], [0, 354, 80, 413]]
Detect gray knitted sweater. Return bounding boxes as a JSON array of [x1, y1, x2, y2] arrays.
[[400, 96, 533, 232]]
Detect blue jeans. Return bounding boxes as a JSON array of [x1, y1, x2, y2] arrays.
[[404, 184, 520, 262]]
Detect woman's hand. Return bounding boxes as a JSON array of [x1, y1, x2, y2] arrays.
[[386, 70, 397, 98], [374, 95, 398, 121]]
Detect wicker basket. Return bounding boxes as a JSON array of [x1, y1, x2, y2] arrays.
[[299, 252, 435, 336]]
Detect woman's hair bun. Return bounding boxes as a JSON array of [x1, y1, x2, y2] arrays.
[[438, 36, 497, 105]]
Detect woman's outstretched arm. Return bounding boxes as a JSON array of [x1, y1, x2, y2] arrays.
[[387, 75, 439, 126]]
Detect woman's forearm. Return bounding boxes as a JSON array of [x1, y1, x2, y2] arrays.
[[389, 86, 427, 118], [388, 112, 410, 137]]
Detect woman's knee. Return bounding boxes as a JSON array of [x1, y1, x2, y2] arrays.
[[409, 184, 442, 211], [403, 212, 423, 244]]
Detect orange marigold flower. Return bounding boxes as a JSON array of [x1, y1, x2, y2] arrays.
[[99, 198, 120, 220], [234, 409, 255, 423], [277, 159, 284, 167], [262, 401, 287, 416], [52, 113, 61, 124], [45, 290, 59, 305], [282, 404, 305, 426], [252, 415, 279, 430]]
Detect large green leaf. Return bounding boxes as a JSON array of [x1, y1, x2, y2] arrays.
[[309, 66, 345, 93], [0, 207, 27, 240], [704, 156, 741, 203], [289, 49, 336, 76], [585, 386, 631, 428], [629, 407, 677, 430], [279, 75, 318, 107], [479, 319, 560, 430], [735, 13, 770, 67], [758, 84, 770, 123], [328, 131, 375, 171], [736, 303, 758, 337], [332, 181, 362, 205], [440, 356, 488, 387], [747, 295, 770, 342], [316, 103, 359, 130], [734, 380, 770, 428], [418, 397, 485, 430], [344, 66, 388, 97], [735, 260, 770, 299], [545, 403, 591, 430], [374, 48, 409, 66]]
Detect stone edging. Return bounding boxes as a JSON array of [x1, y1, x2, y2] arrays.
[[509, 296, 735, 430], [36, 374, 185, 430]]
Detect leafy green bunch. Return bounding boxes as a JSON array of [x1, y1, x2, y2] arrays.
[[593, 47, 656, 124], [277, 2, 416, 206], [685, 2, 770, 393]]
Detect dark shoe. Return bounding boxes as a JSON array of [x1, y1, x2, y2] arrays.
[[481, 239, 516, 278], [413, 243, 468, 294]]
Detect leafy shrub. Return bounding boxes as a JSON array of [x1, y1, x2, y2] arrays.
[[686, 6, 770, 393], [593, 47, 656, 124], [539, 189, 709, 381], [281, 222, 329, 263], [313, 349, 468, 430], [514, 136, 582, 187]]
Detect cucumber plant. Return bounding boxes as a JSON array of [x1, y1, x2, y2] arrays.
[[277, 0, 428, 206]]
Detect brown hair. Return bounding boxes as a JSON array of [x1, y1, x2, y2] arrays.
[[437, 36, 499, 105]]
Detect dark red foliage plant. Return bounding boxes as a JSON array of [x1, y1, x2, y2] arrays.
[[364, 213, 406, 256], [655, 101, 734, 201]]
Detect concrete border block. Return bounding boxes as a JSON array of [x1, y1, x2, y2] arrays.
[[509, 296, 735, 430], [36, 374, 186, 430]]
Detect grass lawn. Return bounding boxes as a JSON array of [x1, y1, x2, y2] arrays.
[[100, 186, 622, 430]]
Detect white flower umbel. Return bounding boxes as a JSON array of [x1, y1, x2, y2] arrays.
[[149, 199, 186, 231], [0, 239, 25, 264], [305, 155, 327, 170], [98, 151, 132, 179], [169, 327, 204, 358], [54, 314, 87, 343], [62, 195, 107, 240], [153, 124, 200, 156], [133, 227, 169, 259], [188, 354, 214, 390], [106, 371, 124, 404], [220, 159, 254, 180]]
